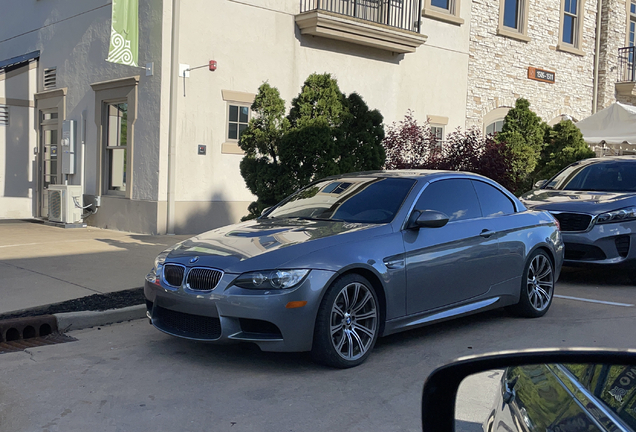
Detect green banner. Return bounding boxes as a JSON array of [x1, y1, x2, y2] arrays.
[[106, 0, 138, 67]]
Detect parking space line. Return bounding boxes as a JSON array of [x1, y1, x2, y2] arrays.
[[554, 294, 634, 307]]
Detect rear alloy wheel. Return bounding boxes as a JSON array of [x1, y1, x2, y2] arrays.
[[510, 250, 554, 318], [311, 274, 380, 368]]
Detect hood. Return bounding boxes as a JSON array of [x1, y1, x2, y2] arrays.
[[165, 218, 382, 272], [521, 189, 636, 214]]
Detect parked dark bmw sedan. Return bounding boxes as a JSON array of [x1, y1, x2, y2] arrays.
[[521, 156, 636, 280], [145, 171, 563, 368]]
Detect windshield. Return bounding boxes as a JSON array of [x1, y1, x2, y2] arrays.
[[544, 161, 636, 192], [265, 177, 416, 224]]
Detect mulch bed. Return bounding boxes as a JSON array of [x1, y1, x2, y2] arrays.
[[0, 288, 145, 320]]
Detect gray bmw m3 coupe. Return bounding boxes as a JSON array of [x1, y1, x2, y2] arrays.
[[145, 170, 563, 368]]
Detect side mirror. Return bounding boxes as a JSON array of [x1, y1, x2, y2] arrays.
[[534, 180, 548, 189], [421, 349, 636, 432], [410, 210, 449, 229]]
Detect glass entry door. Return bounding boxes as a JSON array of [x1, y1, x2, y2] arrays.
[[39, 111, 60, 218]]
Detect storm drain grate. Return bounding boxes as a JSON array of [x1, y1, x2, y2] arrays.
[[0, 333, 76, 354], [0, 315, 76, 354]]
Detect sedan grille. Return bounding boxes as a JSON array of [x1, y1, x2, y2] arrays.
[[163, 264, 185, 287], [153, 306, 221, 340], [550, 212, 593, 232], [186, 268, 223, 291]]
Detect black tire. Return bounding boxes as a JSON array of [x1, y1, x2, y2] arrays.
[[509, 249, 555, 318], [311, 274, 380, 368]]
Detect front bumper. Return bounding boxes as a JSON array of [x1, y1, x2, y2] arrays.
[[144, 269, 336, 352], [561, 219, 636, 268]]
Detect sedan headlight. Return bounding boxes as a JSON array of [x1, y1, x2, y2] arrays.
[[146, 242, 184, 285], [596, 207, 636, 224], [233, 269, 310, 290]]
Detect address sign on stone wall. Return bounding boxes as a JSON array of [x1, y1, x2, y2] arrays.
[[528, 67, 555, 84]]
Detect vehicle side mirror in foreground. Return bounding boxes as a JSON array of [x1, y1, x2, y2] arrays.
[[421, 349, 636, 432], [534, 180, 548, 189], [411, 210, 449, 229]]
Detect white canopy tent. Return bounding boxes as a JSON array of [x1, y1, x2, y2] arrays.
[[576, 102, 636, 156]]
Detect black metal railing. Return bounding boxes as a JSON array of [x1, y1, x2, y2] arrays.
[[300, 0, 422, 33], [617, 46, 635, 82]]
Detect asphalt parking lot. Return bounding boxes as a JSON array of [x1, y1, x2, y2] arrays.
[[1, 268, 634, 432]]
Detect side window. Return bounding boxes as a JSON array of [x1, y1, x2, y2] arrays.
[[415, 179, 481, 222], [472, 181, 516, 217], [227, 104, 250, 141]]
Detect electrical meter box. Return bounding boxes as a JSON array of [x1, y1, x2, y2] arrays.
[[61, 120, 76, 175]]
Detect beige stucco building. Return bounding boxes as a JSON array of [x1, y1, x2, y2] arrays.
[[1, 0, 635, 234]]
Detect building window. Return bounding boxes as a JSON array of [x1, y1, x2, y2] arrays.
[[630, 1, 635, 47], [562, 0, 578, 45], [558, 0, 585, 55], [105, 102, 128, 193], [498, 0, 530, 41], [503, 0, 520, 29], [423, 0, 464, 25], [227, 104, 250, 141], [91, 76, 138, 199], [486, 120, 504, 135], [431, 125, 445, 147]]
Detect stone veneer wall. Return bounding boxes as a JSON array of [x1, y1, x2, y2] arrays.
[[597, 0, 627, 111], [466, 0, 599, 129]]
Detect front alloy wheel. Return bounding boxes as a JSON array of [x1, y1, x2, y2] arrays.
[[510, 250, 554, 317], [312, 274, 380, 368]]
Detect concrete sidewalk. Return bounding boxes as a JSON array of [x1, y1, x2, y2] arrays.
[[0, 219, 190, 316]]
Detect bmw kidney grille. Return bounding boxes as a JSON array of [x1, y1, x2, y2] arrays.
[[186, 267, 223, 291], [163, 264, 185, 287]]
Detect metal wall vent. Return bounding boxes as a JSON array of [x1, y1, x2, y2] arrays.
[[0, 105, 7, 126], [43, 67, 57, 90]]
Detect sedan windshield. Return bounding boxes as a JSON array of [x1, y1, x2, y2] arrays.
[[544, 161, 636, 192], [265, 177, 416, 224]]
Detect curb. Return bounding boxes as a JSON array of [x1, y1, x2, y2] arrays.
[[54, 304, 147, 332]]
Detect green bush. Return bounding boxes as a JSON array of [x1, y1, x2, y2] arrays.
[[534, 119, 595, 182], [239, 73, 385, 220]]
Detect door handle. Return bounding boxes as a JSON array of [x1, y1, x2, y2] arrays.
[[480, 229, 496, 238]]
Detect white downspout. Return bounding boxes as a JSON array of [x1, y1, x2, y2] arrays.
[[593, 0, 603, 114], [167, 0, 180, 234]]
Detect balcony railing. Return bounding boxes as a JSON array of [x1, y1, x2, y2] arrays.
[[300, 0, 422, 33], [617, 46, 635, 82]]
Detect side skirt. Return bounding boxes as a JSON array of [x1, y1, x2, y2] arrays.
[[382, 296, 512, 337]]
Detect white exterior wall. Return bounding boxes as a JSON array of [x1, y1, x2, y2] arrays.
[[171, 0, 470, 232]]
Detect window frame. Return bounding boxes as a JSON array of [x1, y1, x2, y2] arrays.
[[103, 101, 129, 196], [422, 0, 464, 25], [557, 0, 586, 56], [226, 103, 250, 143], [221, 90, 255, 155], [498, 0, 531, 42], [90, 76, 138, 199]]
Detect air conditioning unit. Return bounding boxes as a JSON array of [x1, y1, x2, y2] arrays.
[[48, 185, 83, 224]]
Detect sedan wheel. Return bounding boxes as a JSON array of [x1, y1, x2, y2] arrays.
[[510, 250, 554, 318], [312, 274, 380, 368]]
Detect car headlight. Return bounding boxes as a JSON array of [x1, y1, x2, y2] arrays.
[[233, 269, 310, 290], [146, 242, 184, 284], [596, 207, 636, 224]]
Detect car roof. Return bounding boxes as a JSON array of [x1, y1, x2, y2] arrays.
[[320, 169, 487, 181], [573, 156, 636, 165]]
